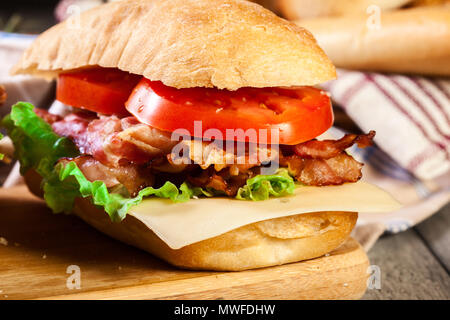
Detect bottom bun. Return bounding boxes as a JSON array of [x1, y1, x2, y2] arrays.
[[25, 171, 357, 271]]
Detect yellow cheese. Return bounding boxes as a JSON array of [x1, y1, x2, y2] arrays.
[[129, 181, 401, 249]]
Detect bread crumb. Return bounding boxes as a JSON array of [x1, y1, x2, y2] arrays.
[[192, 196, 199, 200], [343, 283, 349, 287], [118, 266, 122, 271], [324, 253, 330, 257], [42, 254, 47, 259], [0, 290, 3, 294], [0, 237, 8, 246]]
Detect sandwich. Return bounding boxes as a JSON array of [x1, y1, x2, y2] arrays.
[[3, 0, 399, 271]]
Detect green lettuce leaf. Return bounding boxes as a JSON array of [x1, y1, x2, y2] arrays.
[[236, 168, 295, 201], [2, 102, 79, 176], [44, 161, 198, 221], [2, 102, 297, 222]]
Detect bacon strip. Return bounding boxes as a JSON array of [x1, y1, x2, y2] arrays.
[[293, 131, 375, 159], [280, 153, 363, 186], [60, 156, 154, 196], [170, 139, 278, 175], [35, 109, 374, 193], [49, 111, 176, 166], [187, 167, 255, 196], [278, 131, 374, 186]]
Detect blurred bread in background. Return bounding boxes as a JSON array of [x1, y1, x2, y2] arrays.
[[275, 0, 413, 20], [297, 6, 450, 76], [410, 0, 450, 7], [250, 0, 280, 13]]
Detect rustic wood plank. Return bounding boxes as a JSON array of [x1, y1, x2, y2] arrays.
[[0, 186, 369, 300], [415, 204, 450, 272], [42, 238, 369, 300], [363, 228, 450, 300]]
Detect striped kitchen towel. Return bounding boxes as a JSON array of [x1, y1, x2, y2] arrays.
[[323, 69, 450, 181]]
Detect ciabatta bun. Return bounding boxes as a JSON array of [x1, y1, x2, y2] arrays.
[[25, 170, 356, 271], [12, 0, 336, 90], [298, 6, 450, 76]]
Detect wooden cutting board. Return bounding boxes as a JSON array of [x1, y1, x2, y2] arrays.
[[0, 186, 370, 300]]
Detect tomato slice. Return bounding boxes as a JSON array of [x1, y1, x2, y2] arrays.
[[125, 79, 333, 145], [56, 68, 141, 116]]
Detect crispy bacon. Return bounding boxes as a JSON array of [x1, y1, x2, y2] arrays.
[[169, 139, 278, 175], [187, 167, 256, 196], [60, 156, 154, 196], [50, 111, 176, 166], [293, 131, 375, 159], [280, 153, 363, 186], [35, 108, 374, 192], [277, 131, 374, 186]]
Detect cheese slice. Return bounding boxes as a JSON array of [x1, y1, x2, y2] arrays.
[[129, 181, 401, 249]]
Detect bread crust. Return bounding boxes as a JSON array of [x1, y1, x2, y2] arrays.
[[74, 198, 357, 271], [277, 0, 412, 20], [24, 170, 357, 271], [298, 6, 450, 76], [12, 0, 336, 90]]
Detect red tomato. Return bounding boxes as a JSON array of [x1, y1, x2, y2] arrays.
[[125, 79, 333, 145], [56, 68, 141, 116]]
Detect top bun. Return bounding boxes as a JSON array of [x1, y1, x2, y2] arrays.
[[12, 0, 336, 90]]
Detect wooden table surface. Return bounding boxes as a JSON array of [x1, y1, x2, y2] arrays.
[[363, 203, 450, 300], [1, 2, 449, 300]]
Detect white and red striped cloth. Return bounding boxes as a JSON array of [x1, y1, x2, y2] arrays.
[[324, 70, 450, 181]]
